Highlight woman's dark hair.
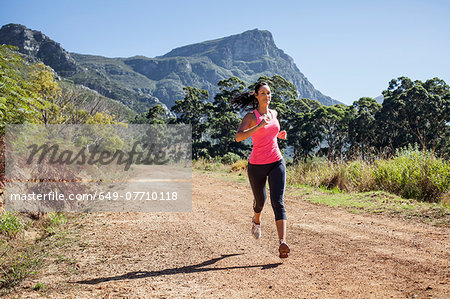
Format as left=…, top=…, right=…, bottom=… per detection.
left=231, top=82, right=269, bottom=110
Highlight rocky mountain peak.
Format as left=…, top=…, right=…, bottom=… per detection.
left=161, top=29, right=280, bottom=66
left=0, top=23, right=80, bottom=75
left=0, top=23, right=45, bottom=56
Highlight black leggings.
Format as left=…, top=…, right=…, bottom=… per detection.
left=247, top=159, right=286, bottom=221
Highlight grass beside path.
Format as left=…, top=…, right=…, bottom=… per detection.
left=193, top=164, right=450, bottom=227
left=0, top=211, right=82, bottom=295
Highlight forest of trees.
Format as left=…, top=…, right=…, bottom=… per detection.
left=131, top=75, right=450, bottom=162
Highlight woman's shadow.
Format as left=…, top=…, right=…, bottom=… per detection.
left=76, top=253, right=282, bottom=285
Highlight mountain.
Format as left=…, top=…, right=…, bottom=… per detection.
left=0, top=23, right=80, bottom=75
left=155, top=29, right=339, bottom=106
left=0, top=24, right=341, bottom=113
left=0, top=24, right=161, bottom=113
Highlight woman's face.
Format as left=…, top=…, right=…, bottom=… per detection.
left=255, top=85, right=271, bottom=106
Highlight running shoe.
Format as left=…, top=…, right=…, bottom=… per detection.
left=279, top=241, right=290, bottom=258
left=251, top=217, right=261, bottom=239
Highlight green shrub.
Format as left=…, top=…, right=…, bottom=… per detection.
left=48, top=212, right=67, bottom=226
left=287, top=156, right=330, bottom=187
left=0, top=213, right=24, bottom=238
left=192, top=157, right=209, bottom=170
left=374, top=148, right=449, bottom=202
left=33, top=282, right=46, bottom=291
left=221, top=152, right=241, bottom=165
left=42, top=212, right=67, bottom=235
left=344, top=160, right=376, bottom=192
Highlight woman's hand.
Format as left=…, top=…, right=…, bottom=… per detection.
left=277, top=130, right=287, bottom=140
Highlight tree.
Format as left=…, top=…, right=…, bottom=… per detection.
left=348, top=97, right=381, bottom=158
left=56, top=82, right=123, bottom=124
left=209, top=77, right=250, bottom=157
left=285, top=98, right=323, bottom=161
left=130, top=104, right=167, bottom=124
left=249, top=74, right=297, bottom=118
left=376, top=77, right=450, bottom=156
left=30, top=63, right=62, bottom=124
left=0, top=45, right=49, bottom=133
left=171, top=87, right=212, bottom=159
left=0, top=46, right=52, bottom=189
left=313, top=104, right=351, bottom=160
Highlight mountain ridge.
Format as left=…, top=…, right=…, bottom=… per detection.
left=0, top=23, right=81, bottom=75
left=0, top=23, right=342, bottom=112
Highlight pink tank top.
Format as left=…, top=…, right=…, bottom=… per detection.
left=249, top=109, right=283, bottom=164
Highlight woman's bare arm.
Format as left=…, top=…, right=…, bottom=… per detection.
left=235, top=112, right=268, bottom=142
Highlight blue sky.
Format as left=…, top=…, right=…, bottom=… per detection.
left=1, top=0, right=449, bottom=105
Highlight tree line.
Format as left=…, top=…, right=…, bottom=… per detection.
left=1, top=44, right=448, bottom=164
left=132, top=75, right=449, bottom=162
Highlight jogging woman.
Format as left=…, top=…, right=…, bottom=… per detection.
left=232, top=82, right=290, bottom=258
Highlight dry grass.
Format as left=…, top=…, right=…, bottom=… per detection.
left=287, top=149, right=449, bottom=203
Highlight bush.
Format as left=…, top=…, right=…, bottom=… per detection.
left=343, top=160, right=376, bottom=192
left=192, top=158, right=225, bottom=172
left=0, top=212, right=24, bottom=238
left=231, top=160, right=248, bottom=172
left=33, top=282, right=46, bottom=291
left=42, top=212, right=67, bottom=235
left=221, top=152, right=241, bottom=165
left=374, top=148, right=449, bottom=202
left=287, top=156, right=337, bottom=189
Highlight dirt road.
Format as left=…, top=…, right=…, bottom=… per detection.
left=15, top=171, right=449, bottom=298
